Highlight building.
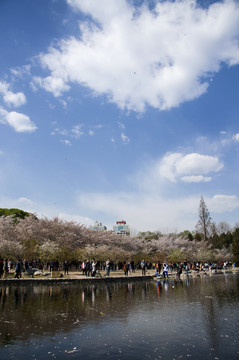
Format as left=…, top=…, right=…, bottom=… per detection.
left=113, top=220, right=130, bottom=235
left=89, top=221, right=107, bottom=231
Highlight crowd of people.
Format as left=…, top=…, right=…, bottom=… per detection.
left=0, top=258, right=234, bottom=279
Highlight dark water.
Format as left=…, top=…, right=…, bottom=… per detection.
left=0, top=274, right=239, bottom=359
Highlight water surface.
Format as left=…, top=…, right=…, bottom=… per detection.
left=0, top=274, right=238, bottom=359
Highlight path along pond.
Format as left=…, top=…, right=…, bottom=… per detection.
left=0, top=273, right=239, bottom=360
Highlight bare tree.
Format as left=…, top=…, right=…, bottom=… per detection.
left=196, top=196, right=212, bottom=241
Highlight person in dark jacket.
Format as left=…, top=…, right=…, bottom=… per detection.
left=63, top=261, right=69, bottom=275
left=0, top=259, right=3, bottom=278
left=14, top=261, right=22, bottom=279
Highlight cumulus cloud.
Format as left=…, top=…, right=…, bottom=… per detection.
left=208, top=194, right=239, bottom=213
left=159, top=152, right=223, bottom=182
left=33, top=76, right=70, bottom=97
left=33, top=0, right=239, bottom=112
left=3, top=91, right=26, bottom=107
left=0, top=107, right=37, bottom=133
left=75, top=148, right=238, bottom=232
left=0, top=81, right=26, bottom=107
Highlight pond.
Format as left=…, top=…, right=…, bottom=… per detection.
left=0, top=273, right=239, bottom=359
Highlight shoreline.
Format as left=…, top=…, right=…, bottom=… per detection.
left=0, top=268, right=238, bottom=285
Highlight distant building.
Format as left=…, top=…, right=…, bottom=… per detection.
left=113, top=220, right=130, bottom=235
left=89, top=221, right=107, bottom=231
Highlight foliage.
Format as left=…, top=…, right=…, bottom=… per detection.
left=0, top=208, right=32, bottom=222
left=232, top=227, right=239, bottom=265
left=167, top=249, right=186, bottom=263
left=137, top=231, right=163, bottom=240
left=178, top=230, right=193, bottom=241
left=21, top=238, right=40, bottom=261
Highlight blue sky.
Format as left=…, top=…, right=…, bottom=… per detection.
left=0, top=0, right=239, bottom=233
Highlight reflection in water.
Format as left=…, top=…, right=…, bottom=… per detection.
left=0, top=274, right=239, bottom=359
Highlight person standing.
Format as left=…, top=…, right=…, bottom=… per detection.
left=0, top=259, right=3, bottom=278
left=63, top=261, right=69, bottom=275
left=91, top=259, right=97, bottom=277
left=141, top=260, right=146, bottom=275
left=123, top=262, right=128, bottom=276
left=106, top=259, right=111, bottom=277
left=81, top=260, right=86, bottom=275
left=23, top=259, right=29, bottom=273
left=86, top=260, right=91, bottom=277
left=3, top=259, right=9, bottom=279
left=14, top=260, right=22, bottom=279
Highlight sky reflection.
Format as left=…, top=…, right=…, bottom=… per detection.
left=0, top=274, right=238, bottom=359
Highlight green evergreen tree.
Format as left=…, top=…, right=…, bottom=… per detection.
left=0, top=208, right=32, bottom=223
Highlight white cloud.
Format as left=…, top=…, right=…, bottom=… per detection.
left=181, top=175, right=212, bottom=183
left=58, top=212, right=94, bottom=227
left=176, top=153, right=223, bottom=175
left=10, top=64, right=31, bottom=78
left=89, top=129, right=94, bottom=136
left=121, top=132, right=130, bottom=144
left=17, top=197, right=34, bottom=205
left=208, top=194, right=239, bottom=213
left=118, top=122, right=125, bottom=130
left=0, top=107, right=37, bottom=133
left=0, top=81, right=26, bottom=107
left=0, top=81, right=8, bottom=95
left=74, top=147, right=237, bottom=232
left=34, top=0, right=239, bottom=112
left=33, top=76, right=70, bottom=97
left=233, top=133, right=239, bottom=141
left=71, top=124, right=84, bottom=138
left=6, top=112, right=36, bottom=133
left=159, top=152, right=223, bottom=182
left=3, top=91, right=26, bottom=107
left=61, top=139, right=72, bottom=146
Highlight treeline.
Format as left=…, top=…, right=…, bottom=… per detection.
left=138, top=225, right=239, bottom=250
left=0, top=208, right=238, bottom=264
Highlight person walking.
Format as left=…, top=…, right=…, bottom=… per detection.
left=163, top=263, right=169, bottom=278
